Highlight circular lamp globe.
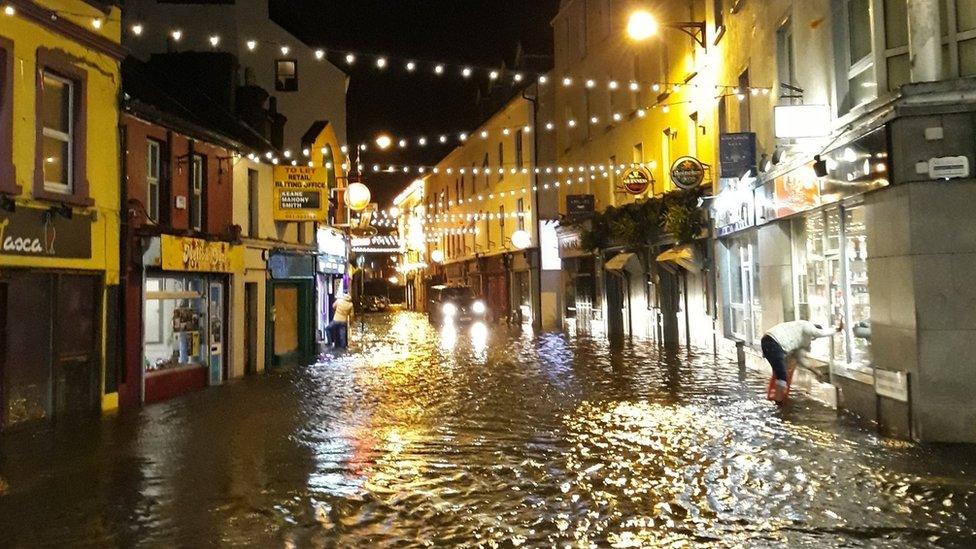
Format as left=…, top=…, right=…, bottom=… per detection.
left=346, top=182, right=371, bottom=211
left=430, top=249, right=445, bottom=264
left=511, top=229, right=532, bottom=250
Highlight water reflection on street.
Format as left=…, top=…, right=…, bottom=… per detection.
left=2, top=311, right=976, bottom=547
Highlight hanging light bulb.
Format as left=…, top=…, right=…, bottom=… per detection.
left=489, top=70, right=499, bottom=80
left=562, top=76, right=573, bottom=87
left=280, top=45, right=290, bottom=55
left=170, top=29, right=183, bottom=42
left=586, top=79, right=596, bottom=88
left=376, top=57, right=387, bottom=69
left=608, top=80, right=619, bottom=90
left=314, top=49, right=325, bottom=60
left=345, top=53, right=356, bottom=64
left=91, top=18, right=103, bottom=29
left=513, top=73, right=523, bottom=82
left=434, top=64, right=444, bottom=75
left=406, top=61, right=416, bottom=71
left=462, top=67, right=472, bottom=78
left=131, top=23, right=144, bottom=36
left=246, top=39, right=257, bottom=51
left=3, top=4, right=15, bottom=15
left=538, top=75, right=548, bottom=85
left=209, top=35, right=220, bottom=47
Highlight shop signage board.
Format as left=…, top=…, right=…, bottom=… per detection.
left=719, top=132, right=757, bottom=179
left=159, top=235, right=243, bottom=273
left=670, top=156, right=706, bottom=189
left=620, top=167, right=653, bottom=195
left=767, top=163, right=821, bottom=220
left=773, top=105, right=830, bottom=139
left=566, top=194, right=595, bottom=219
left=0, top=207, right=91, bottom=259
left=875, top=369, right=909, bottom=402
left=269, top=253, right=315, bottom=279
left=273, top=166, right=328, bottom=222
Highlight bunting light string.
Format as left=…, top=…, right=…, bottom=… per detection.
left=343, top=91, right=770, bottom=153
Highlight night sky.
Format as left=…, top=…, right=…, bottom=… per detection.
left=270, top=0, right=561, bottom=206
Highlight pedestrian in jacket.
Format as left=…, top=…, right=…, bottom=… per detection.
left=761, top=319, right=842, bottom=403
left=327, top=294, right=354, bottom=348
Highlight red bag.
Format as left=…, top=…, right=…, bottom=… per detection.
left=766, top=367, right=795, bottom=401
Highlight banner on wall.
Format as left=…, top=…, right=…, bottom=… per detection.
left=273, top=166, right=328, bottom=222
left=158, top=235, right=243, bottom=273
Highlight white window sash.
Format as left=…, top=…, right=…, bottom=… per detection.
left=41, top=74, right=74, bottom=193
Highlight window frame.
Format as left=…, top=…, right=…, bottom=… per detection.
left=497, top=141, right=504, bottom=181
left=146, top=139, right=161, bottom=222
left=515, top=130, right=524, bottom=169
left=34, top=49, right=91, bottom=206
left=190, top=153, right=205, bottom=232
left=0, top=36, right=16, bottom=195
left=274, top=58, right=299, bottom=92
left=40, top=72, right=74, bottom=195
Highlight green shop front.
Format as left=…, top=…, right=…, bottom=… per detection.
left=266, top=251, right=317, bottom=367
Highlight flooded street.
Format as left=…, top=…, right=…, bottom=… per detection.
left=2, top=311, right=976, bottom=547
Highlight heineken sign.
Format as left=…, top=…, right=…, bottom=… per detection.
left=0, top=206, right=91, bottom=259
left=670, top=156, right=706, bottom=189
left=620, top=167, right=653, bottom=195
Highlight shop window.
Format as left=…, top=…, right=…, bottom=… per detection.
left=144, top=275, right=213, bottom=373
left=190, top=154, right=205, bottom=232
left=275, top=59, right=298, bottom=92
left=147, top=140, right=161, bottom=222
left=40, top=72, right=75, bottom=194
left=776, top=19, right=797, bottom=100
left=727, top=233, right=760, bottom=343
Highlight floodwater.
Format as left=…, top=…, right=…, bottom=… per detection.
left=2, top=312, right=976, bottom=547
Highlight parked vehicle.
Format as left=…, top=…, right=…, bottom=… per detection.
left=358, top=294, right=390, bottom=312
left=427, top=285, right=487, bottom=325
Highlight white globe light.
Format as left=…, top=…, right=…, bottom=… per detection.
left=511, top=229, right=532, bottom=250
left=430, top=249, right=445, bottom=263
left=346, top=182, right=371, bottom=211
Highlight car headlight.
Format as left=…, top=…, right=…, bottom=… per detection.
left=442, top=303, right=457, bottom=316
left=472, top=300, right=486, bottom=314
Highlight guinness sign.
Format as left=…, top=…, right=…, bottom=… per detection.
left=670, top=156, right=706, bottom=190
left=620, top=167, right=653, bottom=195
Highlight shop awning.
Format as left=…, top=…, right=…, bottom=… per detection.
left=656, top=244, right=702, bottom=274
left=604, top=252, right=640, bottom=273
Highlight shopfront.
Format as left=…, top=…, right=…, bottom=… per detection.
left=316, top=228, right=348, bottom=343
left=141, top=235, right=241, bottom=403
left=267, top=251, right=316, bottom=367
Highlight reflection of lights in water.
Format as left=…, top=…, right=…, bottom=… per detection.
left=470, top=321, right=488, bottom=352
left=440, top=322, right=457, bottom=350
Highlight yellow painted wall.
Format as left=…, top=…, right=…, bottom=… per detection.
left=1, top=1, right=122, bottom=411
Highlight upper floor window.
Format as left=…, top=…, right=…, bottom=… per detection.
left=714, top=0, right=725, bottom=30
left=0, top=39, right=15, bottom=196
left=517, top=198, right=525, bottom=231
left=40, top=72, right=74, bottom=194
left=190, top=154, right=205, bottom=231
left=834, top=0, right=877, bottom=114
left=275, top=59, right=298, bottom=92
left=515, top=130, right=524, bottom=169
left=146, top=140, right=161, bottom=222
left=497, top=142, right=504, bottom=181
left=777, top=18, right=797, bottom=99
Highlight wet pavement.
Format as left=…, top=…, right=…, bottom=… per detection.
left=2, top=311, right=976, bottom=547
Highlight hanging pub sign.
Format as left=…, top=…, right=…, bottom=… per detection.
left=273, top=166, right=328, bottom=222
left=719, top=132, right=757, bottom=179
left=670, top=156, right=706, bottom=189
left=0, top=207, right=91, bottom=259
left=565, top=194, right=595, bottom=219
left=619, top=167, right=653, bottom=195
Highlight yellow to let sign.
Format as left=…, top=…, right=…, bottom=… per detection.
left=160, top=235, right=244, bottom=273
left=273, top=166, right=328, bottom=222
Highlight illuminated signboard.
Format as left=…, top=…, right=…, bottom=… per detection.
left=273, top=166, right=328, bottom=222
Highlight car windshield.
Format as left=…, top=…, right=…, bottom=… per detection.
left=440, top=287, right=474, bottom=300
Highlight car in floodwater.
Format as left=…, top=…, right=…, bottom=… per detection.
left=427, top=285, right=487, bottom=325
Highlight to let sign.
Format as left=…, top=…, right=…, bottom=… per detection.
left=0, top=207, right=91, bottom=259
left=273, top=166, right=328, bottom=222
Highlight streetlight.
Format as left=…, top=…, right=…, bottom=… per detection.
left=375, top=134, right=393, bottom=151
left=626, top=9, right=706, bottom=48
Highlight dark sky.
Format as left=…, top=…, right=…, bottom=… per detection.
left=270, top=0, right=561, bottom=205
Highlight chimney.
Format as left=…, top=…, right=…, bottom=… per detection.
left=269, top=96, right=287, bottom=151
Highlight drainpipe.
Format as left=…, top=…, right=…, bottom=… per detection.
left=908, top=0, right=944, bottom=82
left=522, top=88, right=543, bottom=331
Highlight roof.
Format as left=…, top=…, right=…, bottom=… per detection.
left=121, top=56, right=275, bottom=153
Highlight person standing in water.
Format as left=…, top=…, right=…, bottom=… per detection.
left=761, top=319, right=842, bottom=403
left=328, top=294, right=355, bottom=348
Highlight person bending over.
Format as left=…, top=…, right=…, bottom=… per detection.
left=761, top=319, right=842, bottom=403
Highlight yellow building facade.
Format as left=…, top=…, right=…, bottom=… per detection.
left=423, top=95, right=539, bottom=322
left=0, top=0, right=124, bottom=426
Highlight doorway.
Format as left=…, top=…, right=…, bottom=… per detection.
left=0, top=281, right=6, bottom=427
left=244, top=282, right=258, bottom=375
left=272, top=283, right=300, bottom=365
left=52, top=275, right=99, bottom=420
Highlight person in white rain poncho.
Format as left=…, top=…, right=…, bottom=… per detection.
left=761, top=319, right=842, bottom=403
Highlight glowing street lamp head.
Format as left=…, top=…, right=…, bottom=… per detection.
left=627, top=10, right=659, bottom=41
left=375, top=134, right=393, bottom=150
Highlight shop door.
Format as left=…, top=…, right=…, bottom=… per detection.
left=658, top=267, right=681, bottom=345
left=208, top=280, right=225, bottom=385
left=273, top=284, right=300, bottom=363
left=487, top=274, right=508, bottom=321
left=244, top=283, right=258, bottom=375
left=0, top=281, right=6, bottom=427
left=53, top=275, right=99, bottom=420
left=605, top=273, right=625, bottom=336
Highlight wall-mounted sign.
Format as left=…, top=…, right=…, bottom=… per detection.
left=0, top=207, right=91, bottom=259
left=927, top=156, right=970, bottom=180
left=269, top=253, right=315, bottom=279
left=774, top=105, right=830, bottom=139
left=620, top=167, right=653, bottom=195
left=566, top=194, right=595, bottom=219
left=719, top=132, right=757, bottom=179
left=875, top=369, right=909, bottom=402
left=772, top=163, right=822, bottom=219
left=670, top=156, right=706, bottom=189
left=159, top=235, right=243, bottom=273
left=273, top=166, right=328, bottom=222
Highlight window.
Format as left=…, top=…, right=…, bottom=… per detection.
left=777, top=19, right=797, bottom=99
left=834, top=0, right=877, bottom=113
left=40, top=72, right=74, bottom=193
left=190, top=154, right=204, bottom=231
left=688, top=112, right=699, bottom=157
left=737, top=69, right=751, bottom=131
left=632, top=143, right=644, bottom=166
left=517, top=198, right=525, bottom=231
left=714, top=0, right=724, bottom=30
left=0, top=38, right=14, bottom=195
left=460, top=173, right=465, bottom=200
left=515, top=130, right=524, bottom=169
left=661, top=129, right=672, bottom=190
left=247, top=168, right=259, bottom=237
left=727, top=233, right=760, bottom=343
left=482, top=154, right=489, bottom=189
left=499, top=205, right=505, bottom=242
left=275, top=59, right=298, bottom=92
left=146, top=140, right=161, bottom=222
left=498, top=141, right=504, bottom=181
